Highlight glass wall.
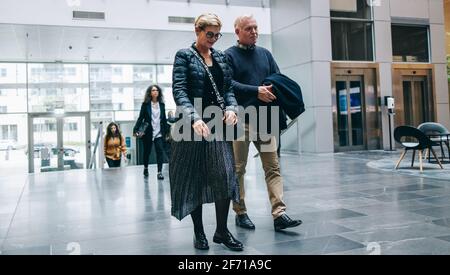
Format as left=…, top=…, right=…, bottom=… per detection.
left=0, top=63, right=28, bottom=174
left=0, top=63, right=27, bottom=113
left=89, top=64, right=156, bottom=124
left=28, top=64, right=89, bottom=112
left=0, top=62, right=174, bottom=173
left=0, top=114, right=28, bottom=175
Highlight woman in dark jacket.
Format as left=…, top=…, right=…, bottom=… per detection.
left=170, top=13, right=243, bottom=251
left=133, top=84, right=168, bottom=179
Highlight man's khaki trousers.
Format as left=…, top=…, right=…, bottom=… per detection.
left=232, top=124, right=286, bottom=219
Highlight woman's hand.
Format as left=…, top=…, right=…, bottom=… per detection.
left=192, top=120, right=210, bottom=138
left=223, top=111, right=238, bottom=125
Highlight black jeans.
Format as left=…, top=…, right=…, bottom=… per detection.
left=143, top=136, right=165, bottom=172
left=106, top=158, right=121, bottom=168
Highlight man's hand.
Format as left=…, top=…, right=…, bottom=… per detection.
left=192, top=120, right=210, bottom=138
left=258, top=85, right=276, bottom=103
left=223, top=111, right=238, bottom=126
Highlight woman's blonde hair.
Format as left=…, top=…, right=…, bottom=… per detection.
left=194, top=13, right=222, bottom=30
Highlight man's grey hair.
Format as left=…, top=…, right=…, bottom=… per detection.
left=234, top=14, right=255, bottom=29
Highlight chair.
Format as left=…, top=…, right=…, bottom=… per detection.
left=393, top=125, right=443, bottom=172
left=417, top=122, right=450, bottom=161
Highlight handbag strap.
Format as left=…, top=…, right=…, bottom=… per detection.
left=189, top=47, right=226, bottom=112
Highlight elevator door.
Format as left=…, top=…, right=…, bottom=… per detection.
left=393, top=68, right=435, bottom=129
left=335, top=76, right=365, bottom=150
left=402, top=76, right=431, bottom=127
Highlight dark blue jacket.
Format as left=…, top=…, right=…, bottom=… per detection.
left=263, top=73, right=305, bottom=120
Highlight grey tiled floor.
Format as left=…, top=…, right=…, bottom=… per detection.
left=1, top=150, right=450, bottom=255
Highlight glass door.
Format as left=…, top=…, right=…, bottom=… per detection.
left=28, top=112, right=90, bottom=173
left=62, top=116, right=89, bottom=170
left=392, top=68, right=435, bottom=129
left=335, top=76, right=366, bottom=151
left=29, top=117, right=58, bottom=172
left=402, top=76, right=429, bottom=127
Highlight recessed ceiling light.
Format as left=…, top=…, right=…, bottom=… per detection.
left=88, top=46, right=93, bottom=50
left=93, top=36, right=100, bottom=39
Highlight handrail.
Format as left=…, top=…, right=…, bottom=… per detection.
left=88, top=121, right=103, bottom=169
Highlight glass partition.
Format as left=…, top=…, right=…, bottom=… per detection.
left=0, top=114, right=28, bottom=174
left=28, top=63, right=89, bottom=112
left=0, top=62, right=174, bottom=173
left=0, top=63, right=27, bottom=113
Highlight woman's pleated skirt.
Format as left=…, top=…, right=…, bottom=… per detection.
left=169, top=140, right=239, bottom=220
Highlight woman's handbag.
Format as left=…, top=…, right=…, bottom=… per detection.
left=165, top=123, right=173, bottom=143
left=136, top=121, right=149, bottom=138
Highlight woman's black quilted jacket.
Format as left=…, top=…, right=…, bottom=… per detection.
left=172, top=45, right=238, bottom=123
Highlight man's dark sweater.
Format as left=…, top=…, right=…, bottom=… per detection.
left=225, top=45, right=280, bottom=108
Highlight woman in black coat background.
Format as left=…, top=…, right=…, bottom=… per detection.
left=134, top=84, right=168, bottom=179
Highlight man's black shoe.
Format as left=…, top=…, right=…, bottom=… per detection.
left=274, top=214, right=302, bottom=231
left=143, top=168, right=149, bottom=177
left=213, top=230, right=244, bottom=251
left=235, top=214, right=255, bottom=229
left=193, top=232, right=209, bottom=250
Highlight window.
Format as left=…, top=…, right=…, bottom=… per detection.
left=28, top=64, right=89, bottom=112
left=113, top=103, right=124, bottom=110
left=156, top=65, right=173, bottom=84
left=134, top=66, right=156, bottom=81
left=91, top=103, right=113, bottom=111
left=0, top=106, right=7, bottom=113
left=65, top=67, right=76, bottom=76
left=90, top=64, right=157, bottom=117
left=113, top=67, right=123, bottom=76
left=30, top=68, right=41, bottom=77
left=33, top=122, right=57, bottom=132
left=331, top=21, right=374, bottom=61
left=64, top=122, right=78, bottom=131
left=1, top=124, right=18, bottom=140
left=330, top=0, right=374, bottom=61
left=0, top=64, right=27, bottom=113
left=392, top=25, right=429, bottom=63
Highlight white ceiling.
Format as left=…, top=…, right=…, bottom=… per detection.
left=157, top=0, right=270, bottom=8
left=0, top=24, right=271, bottom=64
